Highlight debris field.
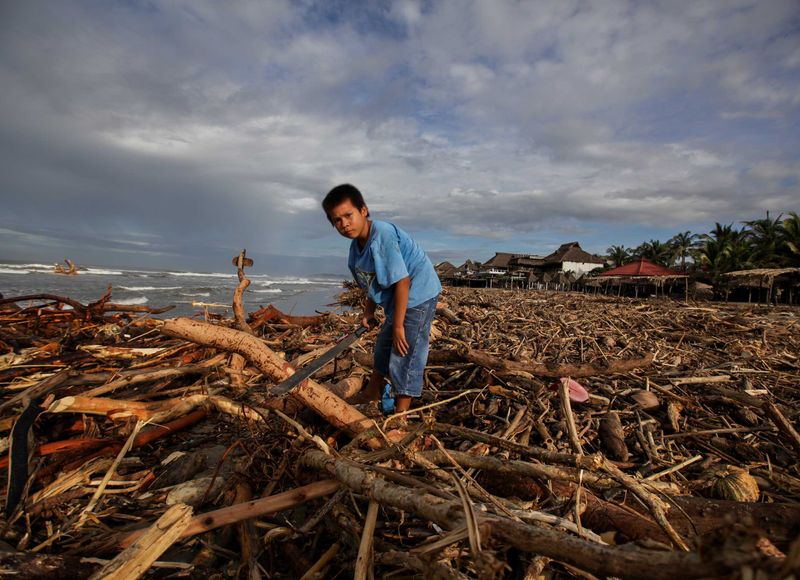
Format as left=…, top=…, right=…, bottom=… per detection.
left=0, top=267, right=799, bottom=579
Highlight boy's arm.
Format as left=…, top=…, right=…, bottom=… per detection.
left=392, top=277, right=411, bottom=356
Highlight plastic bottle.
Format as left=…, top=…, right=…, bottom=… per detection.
left=380, top=383, right=395, bottom=414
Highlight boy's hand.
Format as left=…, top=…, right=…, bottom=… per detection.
left=361, top=315, right=379, bottom=330
left=392, top=325, right=409, bottom=357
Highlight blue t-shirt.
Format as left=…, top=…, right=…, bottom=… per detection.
left=349, top=220, right=441, bottom=315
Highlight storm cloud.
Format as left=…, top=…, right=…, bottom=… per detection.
left=1, top=0, right=798, bottom=271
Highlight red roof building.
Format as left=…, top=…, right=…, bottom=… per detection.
left=600, top=257, right=682, bottom=277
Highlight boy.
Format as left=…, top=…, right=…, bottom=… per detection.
left=322, top=184, right=441, bottom=413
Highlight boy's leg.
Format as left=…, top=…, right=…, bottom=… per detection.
left=395, top=395, right=413, bottom=412
left=352, top=320, right=392, bottom=402
left=388, top=295, right=438, bottom=411
left=360, top=369, right=385, bottom=401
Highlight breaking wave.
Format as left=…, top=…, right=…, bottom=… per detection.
left=113, top=296, right=148, bottom=305
left=167, top=271, right=233, bottom=278
left=84, top=268, right=124, bottom=276
left=119, top=286, right=181, bottom=291
left=253, top=276, right=342, bottom=286
left=0, top=263, right=53, bottom=271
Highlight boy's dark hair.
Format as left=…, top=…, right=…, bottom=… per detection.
left=322, top=184, right=369, bottom=223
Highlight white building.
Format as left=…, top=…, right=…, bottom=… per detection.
left=542, top=242, right=605, bottom=276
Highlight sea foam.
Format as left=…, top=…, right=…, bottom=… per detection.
left=113, top=296, right=149, bottom=305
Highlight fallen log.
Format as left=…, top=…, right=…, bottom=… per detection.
left=458, top=346, right=655, bottom=378
left=0, top=352, right=93, bottom=383
left=480, top=470, right=800, bottom=551
left=0, top=438, right=107, bottom=469
left=351, top=348, right=654, bottom=378
left=89, top=503, right=193, bottom=580
left=428, top=422, right=601, bottom=469
left=46, top=395, right=219, bottom=426
left=233, top=482, right=261, bottom=579
left=301, top=449, right=779, bottom=579
left=77, top=345, right=168, bottom=361
left=0, top=370, right=70, bottom=414
left=3, top=409, right=210, bottom=473
left=81, top=355, right=225, bottom=398
left=420, top=449, right=640, bottom=492
left=688, top=385, right=800, bottom=457
left=435, top=305, right=461, bottom=324
left=247, top=304, right=283, bottom=331
left=248, top=305, right=330, bottom=329
left=118, top=480, right=341, bottom=548
left=160, top=318, right=376, bottom=439
left=100, top=303, right=175, bottom=315
left=0, top=293, right=173, bottom=316
left=0, top=553, right=101, bottom=578
left=0, top=293, right=90, bottom=314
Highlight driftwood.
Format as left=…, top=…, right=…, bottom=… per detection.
left=118, top=480, right=340, bottom=547
left=160, top=317, right=377, bottom=439
left=353, top=347, right=654, bottom=379
left=248, top=304, right=331, bottom=329
left=53, top=259, right=78, bottom=275
left=0, top=293, right=174, bottom=316
left=229, top=250, right=255, bottom=388
left=458, top=346, right=654, bottom=378
left=89, top=503, right=193, bottom=580
left=301, top=449, right=779, bottom=579
left=1, top=281, right=798, bottom=578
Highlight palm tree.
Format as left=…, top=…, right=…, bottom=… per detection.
left=669, top=231, right=698, bottom=272
left=744, top=211, right=784, bottom=267
left=780, top=211, right=800, bottom=265
left=694, top=236, right=727, bottom=274
left=694, top=235, right=726, bottom=298
left=606, top=245, right=630, bottom=268
left=707, top=222, right=737, bottom=247
left=727, top=231, right=755, bottom=271
left=635, top=240, right=673, bottom=267
left=695, top=224, right=753, bottom=285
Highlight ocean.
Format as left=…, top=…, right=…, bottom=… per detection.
left=0, top=262, right=348, bottom=318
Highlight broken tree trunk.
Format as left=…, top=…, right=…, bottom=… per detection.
left=248, top=305, right=330, bottom=329
left=160, top=318, right=376, bottom=438
left=301, top=450, right=778, bottom=579
left=229, top=250, right=255, bottom=387
left=458, top=346, right=655, bottom=378
left=118, top=480, right=340, bottom=548
left=90, top=503, right=193, bottom=580
left=352, top=348, right=654, bottom=378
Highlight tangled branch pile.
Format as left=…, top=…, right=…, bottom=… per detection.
left=0, top=279, right=798, bottom=579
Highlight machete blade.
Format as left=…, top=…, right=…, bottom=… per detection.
left=270, top=325, right=369, bottom=396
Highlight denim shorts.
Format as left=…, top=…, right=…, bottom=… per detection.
left=374, top=294, right=439, bottom=398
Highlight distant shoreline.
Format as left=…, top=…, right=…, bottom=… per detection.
left=0, top=262, right=347, bottom=317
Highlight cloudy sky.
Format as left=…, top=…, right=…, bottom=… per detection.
left=1, top=1, right=798, bottom=274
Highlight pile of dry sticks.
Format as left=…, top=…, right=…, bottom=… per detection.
left=0, top=252, right=799, bottom=579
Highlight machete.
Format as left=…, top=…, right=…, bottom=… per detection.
left=270, top=325, right=370, bottom=396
